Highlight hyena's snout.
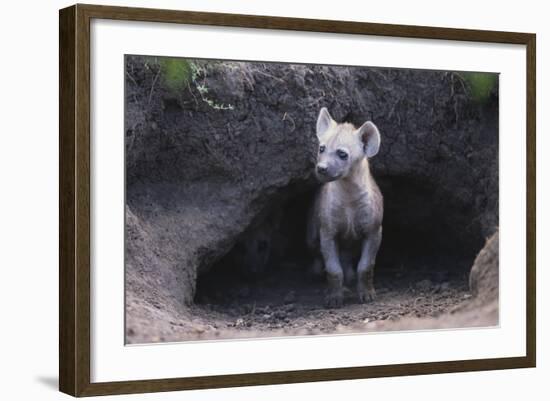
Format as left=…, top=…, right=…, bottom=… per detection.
left=315, top=162, right=340, bottom=182
left=316, top=163, right=328, bottom=176
left=315, top=163, right=333, bottom=182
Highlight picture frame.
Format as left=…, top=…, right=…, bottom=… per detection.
left=59, top=3, right=536, bottom=397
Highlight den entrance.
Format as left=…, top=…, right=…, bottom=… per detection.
left=194, top=176, right=481, bottom=335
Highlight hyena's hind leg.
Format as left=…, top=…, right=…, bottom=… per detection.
left=310, top=255, right=324, bottom=279
left=340, top=249, right=356, bottom=287
left=357, top=227, right=382, bottom=303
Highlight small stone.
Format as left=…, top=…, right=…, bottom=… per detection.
left=241, top=304, right=253, bottom=314
left=416, top=279, right=432, bottom=292
left=284, top=291, right=296, bottom=304
left=284, top=303, right=295, bottom=312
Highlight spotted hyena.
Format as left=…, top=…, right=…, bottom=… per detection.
left=307, top=108, right=383, bottom=307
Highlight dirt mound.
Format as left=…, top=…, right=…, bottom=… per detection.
left=124, top=57, right=498, bottom=343
left=469, top=231, right=499, bottom=304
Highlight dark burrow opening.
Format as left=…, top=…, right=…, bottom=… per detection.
left=195, top=176, right=484, bottom=313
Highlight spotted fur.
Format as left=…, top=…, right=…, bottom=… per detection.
left=307, top=108, right=383, bottom=307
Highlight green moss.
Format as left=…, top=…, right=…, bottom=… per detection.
left=159, top=58, right=192, bottom=92
left=460, top=72, right=498, bottom=103
left=146, top=57, right=234, bottom=110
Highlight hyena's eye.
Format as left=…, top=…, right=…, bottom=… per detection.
left=319, top=145, right=326, bottom=154
left=337, top=149, right=348, bottom=160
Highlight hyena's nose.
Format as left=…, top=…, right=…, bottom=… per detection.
left=317, top=165, right=328, bottom=175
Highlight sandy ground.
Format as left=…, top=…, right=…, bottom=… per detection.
left=126, top=260, right=495, bottom=344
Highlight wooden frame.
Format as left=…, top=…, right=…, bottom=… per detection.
left=59, top=3, right=536, bottom=397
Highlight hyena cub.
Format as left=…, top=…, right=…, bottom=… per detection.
left=307, top=108, right=383, bottom=307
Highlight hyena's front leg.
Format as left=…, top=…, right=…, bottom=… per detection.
left=357, top=226, right=382, bottom=303
left=320, top=230, right=344, bottom=308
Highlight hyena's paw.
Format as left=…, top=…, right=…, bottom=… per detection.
left=325, top=290, right=344, bottom=308
left=358, top=287, right=376, bottom=303
left=357, top=268, right=376, bottom=303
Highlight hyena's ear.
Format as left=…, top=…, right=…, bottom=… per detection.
left=357, top=121, right=381, bottom=158
left=316, top=107, right=334, bottom=140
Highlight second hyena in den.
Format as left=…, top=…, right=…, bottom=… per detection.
left=307, top=108, right=383, bottom=307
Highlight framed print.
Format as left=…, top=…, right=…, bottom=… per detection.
left=59, top=4, right=536, bottom=397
